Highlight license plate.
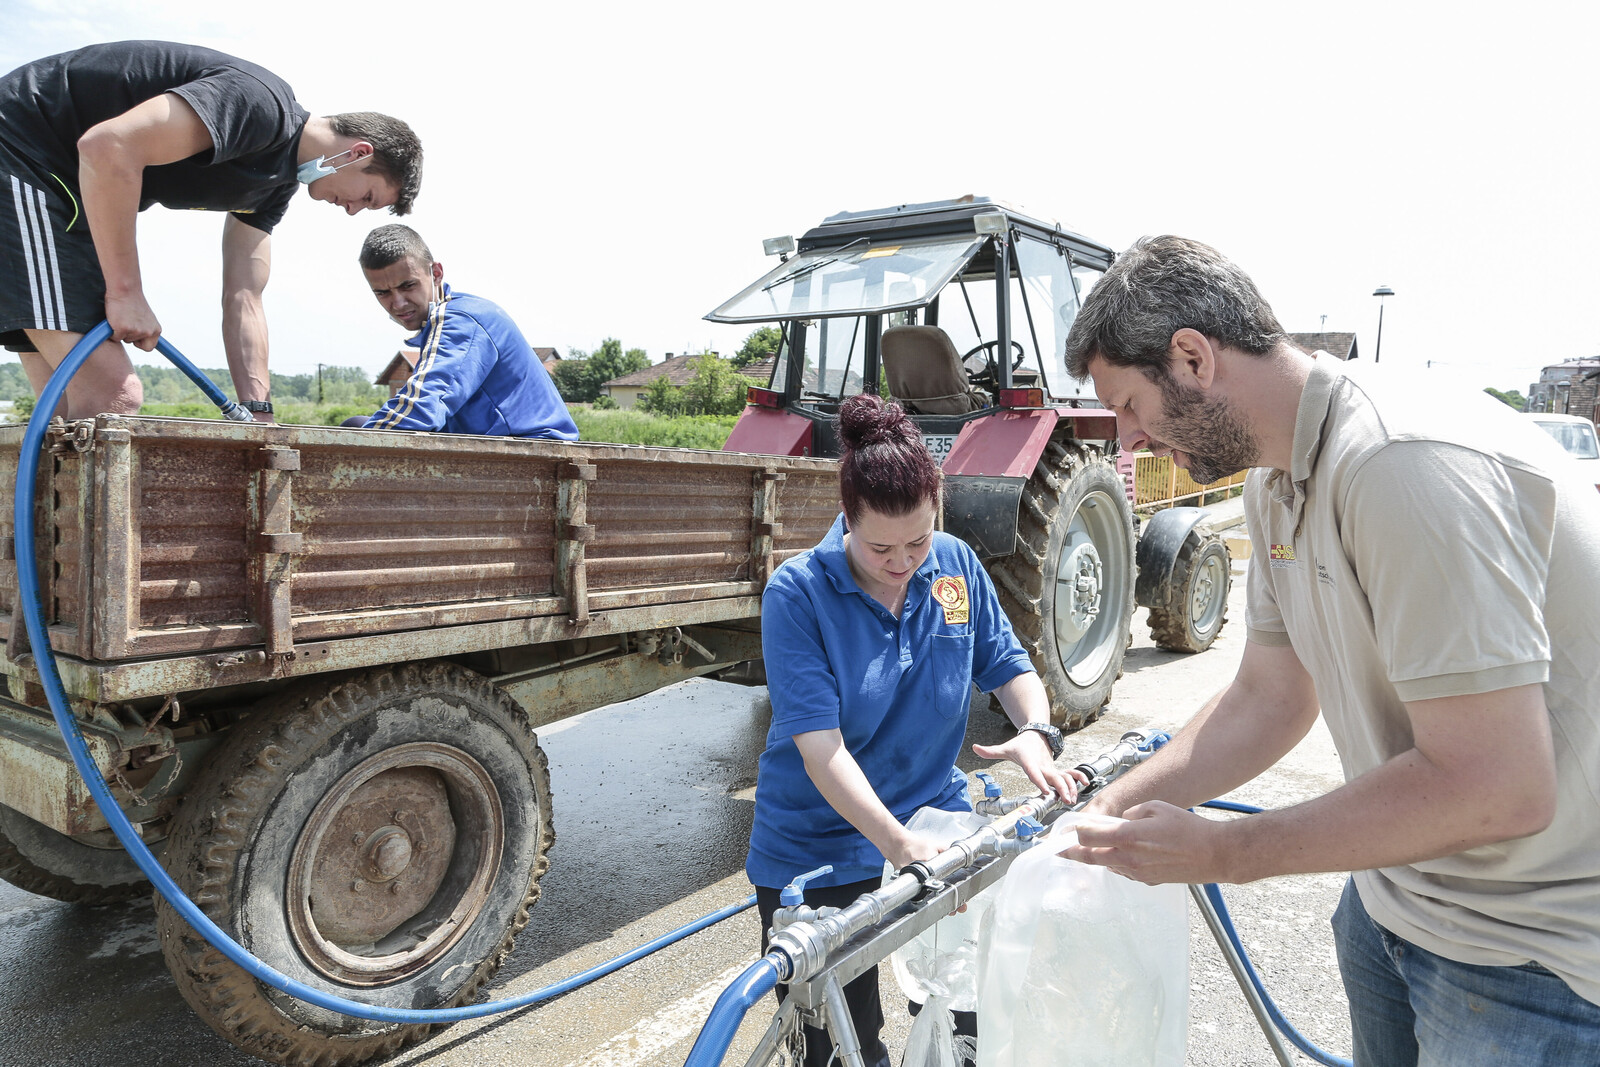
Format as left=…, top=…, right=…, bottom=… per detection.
left=923, top=434, right=955, bottom=467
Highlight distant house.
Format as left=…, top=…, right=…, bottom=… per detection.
left=534, top=348, right=561, bottom=375
left=375, top=349, right=418, bottom=396
left=1288, top=332, right=1358, bottom=361
left=601, top=352, right=764, bottom=409
left=1528, top=358, right=1600, bottom=419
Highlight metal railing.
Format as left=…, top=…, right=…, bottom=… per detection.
left=1126, top=453, right=1248, bottom=513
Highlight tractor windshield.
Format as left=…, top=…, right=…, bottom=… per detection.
left=707, top=235, right=984, bottom=323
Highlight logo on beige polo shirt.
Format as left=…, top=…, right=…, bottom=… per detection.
left=1269, top=544, right=1296, bottom=569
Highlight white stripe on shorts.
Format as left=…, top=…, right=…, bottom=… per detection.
left=9, top=174, right=63, bottom=331
left=10, top=175, right=46, bottom=331
left=33, top=184, right=66, bottom=331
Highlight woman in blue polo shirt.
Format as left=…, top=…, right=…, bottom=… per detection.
left=748, top=393, right=1082, bottom=1067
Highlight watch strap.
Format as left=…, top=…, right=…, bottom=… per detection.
left=242, top=400, right=273, bottom=413
left=1019, top=721, right=1064, bottom=759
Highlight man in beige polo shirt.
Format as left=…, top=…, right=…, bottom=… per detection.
left=1055, top=235, right=1600, bottom=1065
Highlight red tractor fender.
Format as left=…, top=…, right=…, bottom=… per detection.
left=943, top=407, right=1118, bottom=477
left=722, top=405, right=815, bottom=457
left=941, top=407, right=1120, bottom=559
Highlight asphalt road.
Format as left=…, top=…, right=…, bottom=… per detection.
left=0, top=548, right=1354, bottom=1067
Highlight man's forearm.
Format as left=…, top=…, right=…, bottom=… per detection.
left=1090, top=659, right=1319, bottom=816
left=222, top=289, right=271, bottom=408
left=78, top=144, right=146, bottom=301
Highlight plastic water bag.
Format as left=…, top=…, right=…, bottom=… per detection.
left=886, top=806, right=996, bottom=1012
left=976, top=818, right=1188, bottom=1067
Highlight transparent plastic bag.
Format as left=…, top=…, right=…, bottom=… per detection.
left=976, top=817, right=1188, bottom=1067
left=886, top=806, right=995, bottom=1012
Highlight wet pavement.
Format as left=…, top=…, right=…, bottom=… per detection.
left=0, top=552, right=1353, bottom=1066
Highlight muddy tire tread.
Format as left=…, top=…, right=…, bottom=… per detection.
left=155, top=662, right=554, bottom=1067
left=985, top=436, right=1133, bottom=732
left=1147, top=526, right=1232, bottom=653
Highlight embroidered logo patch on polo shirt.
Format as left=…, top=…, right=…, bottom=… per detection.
left=932, top=575, right=970, bottom=624
left=1269, top=544, right=1296, bottom=569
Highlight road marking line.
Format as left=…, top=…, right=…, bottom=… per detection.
left=562, top=959, right=761, bottom=1067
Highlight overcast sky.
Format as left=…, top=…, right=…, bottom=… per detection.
left=5, top=1, right=1595, bottom=398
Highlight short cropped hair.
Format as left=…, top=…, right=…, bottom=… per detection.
left=1064, top=235, right=1286, bottom=380
left=327, top=112, right=423, bottom=215
left=359, top=224, right=432, bottom=271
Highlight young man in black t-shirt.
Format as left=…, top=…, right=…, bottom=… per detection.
left=0, top=41, right=423, bottom=420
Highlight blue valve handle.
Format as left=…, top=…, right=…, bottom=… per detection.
left=1014, top=815, right=1044, bottom=840
left=780, top=864, right=835, bottom=905
left=974, top=771, right=1002, bottom=798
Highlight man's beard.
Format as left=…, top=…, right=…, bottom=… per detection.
left=1153, top=374, right=1259, bottom=485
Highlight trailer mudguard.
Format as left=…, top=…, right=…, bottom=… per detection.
left=1134, top=506, right=1209, bottom=608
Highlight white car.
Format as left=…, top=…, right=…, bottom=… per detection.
left=1528, top=412, right=1600, bottom=490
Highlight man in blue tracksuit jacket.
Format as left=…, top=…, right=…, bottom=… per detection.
left=357, top=224, right=578, bottom=439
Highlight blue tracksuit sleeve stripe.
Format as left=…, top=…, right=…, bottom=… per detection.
left=364, top=284, right=579, bottom=439
left=367, top=291, right=494, bottom=432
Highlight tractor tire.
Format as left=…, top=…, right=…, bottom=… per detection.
left=1148, top=525, right=1232, bottom=654
left=155, top=662, right=554, bottom=1067
left=987, top=437, right=1135, bottom=731
left=0, top=804, right=159, bottom=905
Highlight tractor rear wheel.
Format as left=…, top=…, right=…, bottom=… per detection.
left=987, top=438, right=1135, bottom=731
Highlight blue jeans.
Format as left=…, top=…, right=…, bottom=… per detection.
left=1331, top=878, right=1600, bottom=1066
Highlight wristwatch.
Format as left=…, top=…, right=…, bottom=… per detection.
left=1019, top=721, right=1064, bottom=759
left=242, top=400, right=273, bottom=413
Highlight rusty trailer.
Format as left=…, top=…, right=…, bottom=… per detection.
left=0, top=415, right=839, bottom=1065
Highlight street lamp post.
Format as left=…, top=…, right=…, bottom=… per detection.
left=1372, top=285, right=1394, bottom=363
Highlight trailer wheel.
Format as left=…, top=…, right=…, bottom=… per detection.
left=155, top=662, right=554, bottom=1067
left=987, top=438, right=1134, bottom=731
left=0, top=804, right=158, bottom=905
left=1148, top=526, right=1232, bottom=653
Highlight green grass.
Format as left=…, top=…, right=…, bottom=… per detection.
left=570, top=409, right=740, bottom=449
left=133, top=402, right=743, bottom=449
left=137, top=401, right=378, bottom=425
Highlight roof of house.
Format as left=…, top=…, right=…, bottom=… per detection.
left=1288, top=332, right=1358, bottom=361
left=375, top=349, right=418, bottom=384
left=603, top=353, right=768, bottom=389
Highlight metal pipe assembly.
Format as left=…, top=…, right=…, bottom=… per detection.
left=682, top=729, right=1173, bottom=1067
left=14, top=324, right=755, bottom=1026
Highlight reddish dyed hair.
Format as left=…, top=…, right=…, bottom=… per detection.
left=837, top=394, right=941, bottom=523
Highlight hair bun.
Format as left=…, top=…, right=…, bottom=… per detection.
left=838, top=394, right=915, bottom=451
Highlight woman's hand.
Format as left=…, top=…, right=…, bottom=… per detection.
left=973, top=730, right=1085, bottom=804
left=883, top=830, right=945, bottom=871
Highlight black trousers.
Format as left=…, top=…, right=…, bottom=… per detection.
left=756, top=878, right=977, bottom=1067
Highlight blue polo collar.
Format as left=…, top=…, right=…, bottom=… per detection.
left=813, top=513, right=942, bottom=605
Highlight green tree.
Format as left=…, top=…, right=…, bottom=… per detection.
left=733, top=326, right=783, bottom=368
left=554, top=339, right=650, bottom=403
left=683, top=353, right=754, bottom=416
left=1484, top=387, right=1527, bottom=411
left=551, top=359, right=595, bottom=402
left=640, top=374, right=684, bottom=416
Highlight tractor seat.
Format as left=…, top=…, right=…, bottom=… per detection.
left=881, top=325, right=988, bottom=416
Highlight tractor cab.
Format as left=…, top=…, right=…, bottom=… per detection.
left=708, top=197, right=1115, bottom=461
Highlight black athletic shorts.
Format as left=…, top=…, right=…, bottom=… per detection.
left=0, top=139, right=105, bottom=353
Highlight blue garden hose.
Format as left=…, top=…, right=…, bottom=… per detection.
left=14, top=322, right=755, bottom=1024
left=1201, top=800, right=1354, bottom=1067
left=680, top=957, right=782, bottom=1067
